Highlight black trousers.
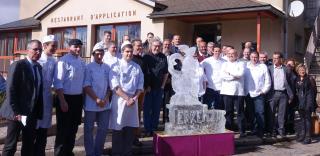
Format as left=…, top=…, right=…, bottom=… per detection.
left=285, top=101, right=296, bottom=134
left=244, top=94, right=254, bottom=131
left=223, top=95, right=245, bottom=133
left=2, top=114, right=37, bottom=156
left=34, top=128, right=48, bottom=156
left=268, top=91, right=288, bottom=135
left=298, top=109, right=312, bottom=139
left=54, top=94, right=83, bottom=156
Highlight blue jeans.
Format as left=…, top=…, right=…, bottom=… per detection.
left=251, top=95, right=265, bottom=135
left=203, top=88, right=222, bottom=110
left=84, top=110, right=110, bottom=156
left=143, top=88, right=164, bottom=133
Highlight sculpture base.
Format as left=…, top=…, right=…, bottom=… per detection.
left=153, top=132, right=234, bottom=156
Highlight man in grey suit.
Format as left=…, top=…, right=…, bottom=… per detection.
left=267, top=51, right=293, bottom=138
left=0, top=40, right=43, bottom=156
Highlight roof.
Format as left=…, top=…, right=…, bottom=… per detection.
left=150, top=0, right=284, bottom=18
left=0, top=17, right=40, bottom=31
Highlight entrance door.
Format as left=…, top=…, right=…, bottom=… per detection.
left=193, top=24, right=221, bottom=45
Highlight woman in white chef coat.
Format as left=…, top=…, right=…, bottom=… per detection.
left=109, top=43, right=144, bottom=156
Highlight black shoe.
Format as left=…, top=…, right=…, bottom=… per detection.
left=133, top=138, right=143, bottom=147
left=143, top=132, right=152, bottom=138
left=303, top=138, right=311, bottom=144
left=239, top=132, right=247, bottom=138
left=296, top=135, right=304, bottom=142
left=277, top=133, right=286, bottom=139
left=256, top=132, right=264, bottom=138
left=265, top=133, right=272, bottom=138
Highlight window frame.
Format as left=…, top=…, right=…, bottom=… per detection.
left=0, top=30, right=32, bottom=56
left=95, top=21, right=141, bottom=45
left=51, top=26, right=88, bottom=56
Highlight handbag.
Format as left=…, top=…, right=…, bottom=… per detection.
left=312, top=112, right=320, bottom=135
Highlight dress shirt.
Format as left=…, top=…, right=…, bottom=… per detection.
left=201, top=57, right=225, bottom=91
left=54, top=53, right=86, bottom=95
left=245, top=62, right=271, bottom=97
left=84, top=62, right=110, bottom=111
left=109, top=59, right=144, bottom=95
left=103, top=51, right=121, bottom=68
left=37, top=53, right=56, bottom=128
left=273, top=65, right=286, bottom=90
left=220, top=60, right=245, bottom=96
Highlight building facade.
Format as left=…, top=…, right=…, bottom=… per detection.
left=0, top=0, right=312, bottom=72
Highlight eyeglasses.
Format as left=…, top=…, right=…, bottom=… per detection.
left=32, top=48, right=43, bottom=52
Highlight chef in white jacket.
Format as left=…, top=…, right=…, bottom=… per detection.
left=220, top=49, right=246, bottom=137
left=35, top=35, right=57, bottom=155
left=109, top=43, right=144, bottom=156
left=83, top=46, right=111, bottom=156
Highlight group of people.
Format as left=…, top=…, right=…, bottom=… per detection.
left=0, top=31, right=169, bottom=156
left=192, top=38, right=317, bottom=145
left=0, top=30, right=317, bottom=156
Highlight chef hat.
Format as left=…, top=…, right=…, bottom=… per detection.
left=42, top=35, right=57, bottom=43
left=121, top=41, right=132, bottom=50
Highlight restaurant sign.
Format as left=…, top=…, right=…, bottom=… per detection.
left=50, top=10, right=137, bottom=23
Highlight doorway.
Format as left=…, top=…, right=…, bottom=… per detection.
left=193, top=23, right=221, bottom=46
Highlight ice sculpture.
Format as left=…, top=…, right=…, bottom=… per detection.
left=165, top=45, right=226, bottom=135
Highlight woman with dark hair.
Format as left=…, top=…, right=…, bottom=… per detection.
left=295, top=64, right=315, bottom=144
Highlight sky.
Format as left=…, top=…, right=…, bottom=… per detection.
left=0, top=0, right=19, bottom=25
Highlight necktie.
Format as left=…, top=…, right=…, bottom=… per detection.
left=33, top=65, right=38, bottom=99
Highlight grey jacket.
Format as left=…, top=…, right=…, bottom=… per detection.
left=0, top=59, right=43, bottom=120
left=267, top=65, right=294, bottom=101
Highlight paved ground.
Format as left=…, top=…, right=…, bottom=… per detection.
left=1, top=115, right=320, bottom=155
left=1, top=124, right=320, bottom=156
left=235, top=138, right=320, bottom=156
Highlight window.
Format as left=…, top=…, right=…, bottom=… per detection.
left=52, top=26, right=87, bottom=57
left=96, top=23, right=141, bottom=49
left=0, top=32, right=31, bottom=56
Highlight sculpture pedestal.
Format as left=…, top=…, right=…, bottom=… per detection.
left=153, top=132, right=234, bottom=156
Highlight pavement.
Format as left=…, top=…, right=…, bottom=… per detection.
left=1, top=116, right=320, bottom=155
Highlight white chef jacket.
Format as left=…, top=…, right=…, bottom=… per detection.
left=220, top=60, right=245, bottom=96
left=109, top=59, right=144, bottom=130
left=103, top=51, right=122, bottom=68
left=201, top=57, right=225, bottom=91
left=54, top=53, right=86, bottom=95
left=245, top=62, right=271, bottom=98
left=83, top=61, right=111, bottom=111
left=37, top=53, right=56, bottom=128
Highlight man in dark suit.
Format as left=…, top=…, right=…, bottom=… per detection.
left=0, top=40, right=43, bottom=156
left=266, top=51, right=293, bottom=138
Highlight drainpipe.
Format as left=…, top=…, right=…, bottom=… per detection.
left=283, top=0, right=289, bottom=58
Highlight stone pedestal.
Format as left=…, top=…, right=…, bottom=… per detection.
left=153, top=132, right=234, bottom=156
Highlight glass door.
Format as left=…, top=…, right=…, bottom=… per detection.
left=115, top=25, right=128, bottom=50
left=96, top=25, right=113, bottom=42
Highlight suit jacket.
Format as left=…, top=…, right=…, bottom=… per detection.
left=0, top=59, right=43, bottom=120
left=267, top=65, right=294, bottom=102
